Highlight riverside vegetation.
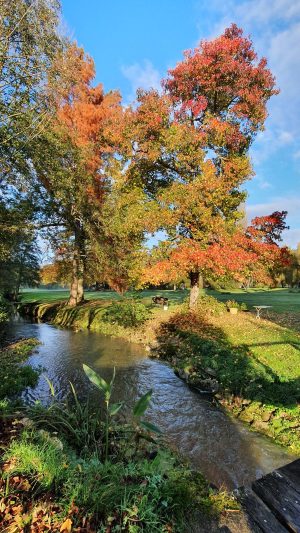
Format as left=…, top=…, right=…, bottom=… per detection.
left=18, top=290, right=300, bottom=454
left=0, top=359, right=238, bottom=532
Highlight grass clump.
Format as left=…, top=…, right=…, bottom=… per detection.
left=2, top=433, right=219, bottom=532
left=4, top=431, right=68, bottom=490
left=196, top=295, right=227, bottom=317
left=0, top=338, right=40, bottom=399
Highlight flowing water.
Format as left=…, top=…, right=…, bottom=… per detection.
left=6, top=318, right=296, bottom=490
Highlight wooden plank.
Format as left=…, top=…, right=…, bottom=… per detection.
left=253, top=470, right=300, bottom=533
left=277, top=460, right=300, bottom=493
left=238, top=487, right=289, bottom=533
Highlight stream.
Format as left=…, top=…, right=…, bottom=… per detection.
left=6, top=318, right=296, bottom=490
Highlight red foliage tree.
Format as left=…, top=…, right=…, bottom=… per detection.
left=125, top=25, right=282, bottom=307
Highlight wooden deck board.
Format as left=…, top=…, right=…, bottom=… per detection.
left=238, top=459, right=300, bottom=533
left=238, top=487, right=289, bottom=532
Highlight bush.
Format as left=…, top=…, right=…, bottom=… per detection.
left=225, top=299, right=239, bottom=309
left=196, top=295, right=226, bottom=317
left=0, top=338, right=40, bottom=399
left=104, top=299, right=150, bottom=328
left=0, top=294, right=10, bottom=324
left=226, top=300, right=248, bottom=311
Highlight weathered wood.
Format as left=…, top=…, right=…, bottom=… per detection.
left=277, top=460, right=300, bottom=494
left=238, top=487, right=289, bottom=533
left=252, top=468, right=300, bottom=533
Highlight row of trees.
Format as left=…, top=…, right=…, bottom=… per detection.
left=1, top=0, right=291, bottom=308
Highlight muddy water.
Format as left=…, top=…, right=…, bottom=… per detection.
left=7, top=319, right=296, bottom=489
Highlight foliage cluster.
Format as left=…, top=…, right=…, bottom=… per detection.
left=0, top=295, right=10, bottom=325
left=0, top=339, right=40, bottom=399
left=224, top=300, right=248, bottom=311
left=1, top=0, right=290, bottom=309
left=196, top=295, right=227, bottom=317
left=2, top=431, right=216, bottom=532
left=104, top=299, right=150, bottom=328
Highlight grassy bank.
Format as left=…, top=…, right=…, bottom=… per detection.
left=0, top=338, right=40, bottom=401
left=20, top=286, right=300, bottom=314
left=153, top=303, right=300, bottom=454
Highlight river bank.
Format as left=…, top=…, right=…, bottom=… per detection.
left=0, top=323, right=250, bottom=532
left=18, top=297, right=300, bottom=455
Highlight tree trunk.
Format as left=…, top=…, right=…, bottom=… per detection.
left=189, top=271, right=203, bottom=309
left=68, top=225, right=85, bottom=307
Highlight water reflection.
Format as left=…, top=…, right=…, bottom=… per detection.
left=6, top=320, right=296, bottom=489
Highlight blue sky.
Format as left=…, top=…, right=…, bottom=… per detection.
left=61, top=0, right=300, bottom=248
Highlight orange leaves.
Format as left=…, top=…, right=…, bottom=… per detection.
left=164, top=23, right=278, bottom=136
left=53, top=44, right=122, bottom=179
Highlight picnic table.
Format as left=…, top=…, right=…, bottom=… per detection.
left=253, top=305, right=272, bottom=319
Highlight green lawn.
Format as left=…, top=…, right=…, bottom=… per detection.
left=20, top=287, right=300, bottom=313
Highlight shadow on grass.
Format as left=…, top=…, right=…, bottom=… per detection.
left=155, top=312, right=300, bottom=409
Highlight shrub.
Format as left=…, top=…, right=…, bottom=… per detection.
left=0, top=294, right=10, bottom=324
left=225, top=299, right=239, bottom=309
left=104, top=299, right=150, bottom=328
left=226, top=300, right=248, bottom=311
left=196, top=295, right=226, bottom=317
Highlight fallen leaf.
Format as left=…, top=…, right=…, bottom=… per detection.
left=60, top=517, right=72, bottom=532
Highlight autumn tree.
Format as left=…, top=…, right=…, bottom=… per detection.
left=29, top=44, right=124, bottom=305
left=125, top=24, right=280, bottom=307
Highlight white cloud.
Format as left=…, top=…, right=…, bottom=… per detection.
left=121, top=60, right=161, bottom=103
left=278, top=131, right=294, bottom=145
left=281, top=228, right=300, bottom=249
left=247, top=196, right=300, bottom=218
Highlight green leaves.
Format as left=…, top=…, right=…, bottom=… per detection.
left=45, top=377, right=55, bottom=398
left=133, top=390, right=153, bottom=418
left=140, top=420, right=162, bottom=434
left=83, top=364, right=110, bottom=395
left=108, top=402, right=123, bottom=416
left=81, top=364, right=161, bottom=451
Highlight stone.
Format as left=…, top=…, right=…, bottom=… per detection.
left=204, top=367, right=217, bottom=377
left=253, top=420, right=270, bottom=432
left=239, top=410, right=255, bottom=424
left=261, top=410, right=274, bottom=422
left=242, top=399, right=251, bottom=406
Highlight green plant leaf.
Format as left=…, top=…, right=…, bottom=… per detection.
left=133, top=390, right=153, bottom=418
left=140, top=420, right=162, bottom=434
left=110, top=367, right=116, bottom=387
left=45, top=376, right=55, bottom=397
left=109, top=402, right=123, bottom=416
left=83, top=364, right=109, bottom=394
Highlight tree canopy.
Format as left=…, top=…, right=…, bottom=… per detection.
left=0, top=8, right=291, bottom=306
